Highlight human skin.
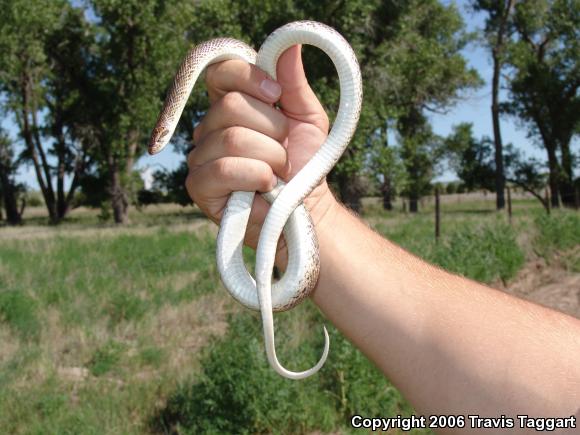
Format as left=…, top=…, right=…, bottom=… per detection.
left=185, top=45, right=580, bottom=433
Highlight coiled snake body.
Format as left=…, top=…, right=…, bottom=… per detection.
left=149, top=21, right=362, bottom=379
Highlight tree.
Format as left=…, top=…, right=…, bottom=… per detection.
left=76, top=0, right=197, bottom=223
left=0, top=131, right=24, bottom=224
left=0, top=0, right=91, bottom=223
left=471, top=0, right=516, bottom=210
left=397, top=110, right=441, bottom=212
left=367, top=123, right=405, bottom=210
left=504, top=0, right=580, bottom=208
left=376, top=0, right=481, bottom=212
left=504, top=145, right=551, bottom=213
left=152, top=162, right=191, bottom=207
left=444, top=123, right=496, bottom=192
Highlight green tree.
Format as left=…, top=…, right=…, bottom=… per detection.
left=80, top=0, right=196, bottom=223
left=367, top=123, right=405, bottom=210
left=504, top=0, right=580, bottom=208
left=0, top=131, right=24, bottom=225
left=471, top=0, right=516, bottom=210
left=504, top=145, right=551, bottom=213
left=444, top=123, right=496, bottom=192
left=397, top=110, right=441, bottom=212
left=379, top=0, right=481, bottom=212
left=152, top=162, right=191, bottom=206
left=0, top=0, right=91, bottom=223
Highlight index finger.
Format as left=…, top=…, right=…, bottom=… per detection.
left=205, top=59, right=282, bottom=105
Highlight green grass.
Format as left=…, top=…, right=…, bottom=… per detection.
left=372, top=212, right=525, bottom=284
left=533, top=211, right=580, bottom=258
left=0, top=197, right=577, bottom=433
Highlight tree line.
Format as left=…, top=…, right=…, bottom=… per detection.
left=0, top=0, right=578, bottom=225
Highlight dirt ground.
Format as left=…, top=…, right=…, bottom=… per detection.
left=500, top=252, right=580, bottom=319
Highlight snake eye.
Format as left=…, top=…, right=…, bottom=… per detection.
left=153, top=126, right=169, bottom=142
left=157, top=128, right=169, bottom=140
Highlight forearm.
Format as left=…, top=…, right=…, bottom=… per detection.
left=312, top=201, right=580, bottom=425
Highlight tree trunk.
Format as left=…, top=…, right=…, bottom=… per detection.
left=0, top=176, right=21, bottom=225
left=337, top=173, right=363, bottom=213
left=0, top=141, right=22, bottom=225
left=409, top=195, right=418, bottom=213
left=110, top=161, right=129, bottom=224
left=546, top=145, right=560, bottom=208
left=559, top=140, right=575, bottom=207
left=491, top=56, right=505, bottom=210
left=20, top=74, right=57, bottom=222
left=489, top=0, right=514, bottom=210
left=381, top=175, right=393, bottom=210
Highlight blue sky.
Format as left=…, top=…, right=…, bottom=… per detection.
left=4, top=1, right=573, bottom=189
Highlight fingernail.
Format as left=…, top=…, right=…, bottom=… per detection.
left=260, top=79, right=281, bottom=100
left=271, top=174, right=278, bottom=188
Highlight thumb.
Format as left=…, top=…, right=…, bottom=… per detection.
left=276, top=45, right=329, bottom=134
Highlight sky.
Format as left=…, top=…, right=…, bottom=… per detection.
left=4, top=1, right=573, bottom=190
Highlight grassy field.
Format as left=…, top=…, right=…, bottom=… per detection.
left=0, top=196, right=578, bottom=434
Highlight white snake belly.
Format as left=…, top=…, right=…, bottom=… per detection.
left=149, top=21, right=362, bottom=380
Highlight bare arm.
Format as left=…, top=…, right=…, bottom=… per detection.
left=185, top=46, right=580, bottom=432
left=312, top=196, right=580, bottom=428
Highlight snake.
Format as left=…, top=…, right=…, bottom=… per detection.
left=148, top=21, right=362, bottom=380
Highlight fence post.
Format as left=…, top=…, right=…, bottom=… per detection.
left=506, top=185, right=512, bottom=225
left=435, top=187, right=440, bottom=241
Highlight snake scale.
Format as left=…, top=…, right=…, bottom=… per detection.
left=149, top=21, right=362, bottom=379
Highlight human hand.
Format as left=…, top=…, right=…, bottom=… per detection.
left=185, top=45, right=339, bottom=261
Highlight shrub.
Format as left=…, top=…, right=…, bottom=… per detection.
left=533, top=212, right=580, bottom=259
left=154, top=311, right=337, bottom=434
left=429, top=222, right=525, bottom=283
left=0, top=290, right=39, bottom=341
left=152, top=308, right=418, bottom=434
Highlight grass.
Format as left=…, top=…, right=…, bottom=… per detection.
left=0, top=195, right=577, bottom=433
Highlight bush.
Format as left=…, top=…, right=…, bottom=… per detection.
left=429, top=222, right=525, bottom=283
left=533, top=212, right=580, bottom=259
left=152, top=308, right=418, bottom=434
left=445, top=181, right=460, bottom=195
left=24, top=191, right=44, bottom=207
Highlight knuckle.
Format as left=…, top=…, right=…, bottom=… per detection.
left=260, top=168, right=274, bottom=189
left=222, top=127, right=244, bottom=155
left=220, top=91, right=244, bottom=114
left=185, top=170, right=204, bottom=205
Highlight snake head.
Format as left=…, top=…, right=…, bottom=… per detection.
left=148, top=125, right=170, bottom=155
